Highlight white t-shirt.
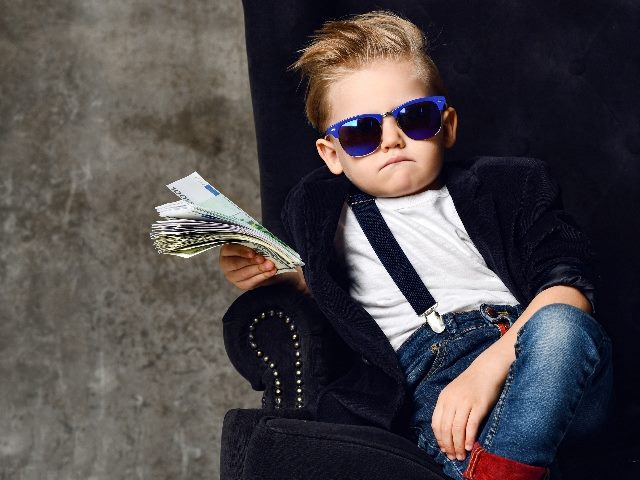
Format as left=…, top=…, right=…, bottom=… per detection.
left=334, top=185, right=519, bottom=350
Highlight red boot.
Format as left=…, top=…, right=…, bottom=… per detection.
left=463, top=442, right=550, bottom=480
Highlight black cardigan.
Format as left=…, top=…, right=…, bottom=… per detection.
left=281, top=156, right=597, bottom=436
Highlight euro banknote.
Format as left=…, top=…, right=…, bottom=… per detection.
left=150, top=172, right=303, bottom=272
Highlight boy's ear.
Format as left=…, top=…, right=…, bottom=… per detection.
left=442, top=107, right=458, bottom=149
left=316, top=137, right=344, bottom=175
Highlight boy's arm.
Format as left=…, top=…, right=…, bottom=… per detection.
left=431, top=285, right=591, bottom=461
left=514, top=159, right=597, bottom=312
left=433, top=159, right=597, bottom=460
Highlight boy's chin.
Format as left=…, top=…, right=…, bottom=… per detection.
left=381, top=177, right=442, bottom=198
left=345, top=172, right=441, bottom=198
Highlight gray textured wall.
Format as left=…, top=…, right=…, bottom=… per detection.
left=0, top=1, right=262, bottom=478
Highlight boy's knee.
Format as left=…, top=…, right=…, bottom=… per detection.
left=515, top=303, right=609, bottom=359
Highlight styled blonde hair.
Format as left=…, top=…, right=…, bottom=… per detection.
left=289, top=10, right=446, bottom=132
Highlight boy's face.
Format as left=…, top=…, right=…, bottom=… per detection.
left=316, top=59, right=457, bottom=197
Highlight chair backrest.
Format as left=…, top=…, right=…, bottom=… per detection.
left=241, top=0, right=640, bottom=409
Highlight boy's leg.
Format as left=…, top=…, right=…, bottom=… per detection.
left=460, top=303, right=614, bottom=480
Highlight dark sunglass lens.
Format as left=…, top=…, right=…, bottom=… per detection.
left=398, top=101, right=441, bottom=141
left=339, top=116, right=381, bottom=156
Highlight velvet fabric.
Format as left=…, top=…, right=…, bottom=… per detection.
left=241, top=415, right=447, bottom=480
left=224, top=0, right=640, bottom=477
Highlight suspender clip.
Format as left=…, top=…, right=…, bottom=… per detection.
left=422, top=303, right=446, bottom=333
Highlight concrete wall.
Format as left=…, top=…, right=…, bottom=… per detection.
left=0, top=1, right=261, bottom=478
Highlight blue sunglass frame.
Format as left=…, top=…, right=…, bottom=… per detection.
left=324, top=95, right=447, bottom=157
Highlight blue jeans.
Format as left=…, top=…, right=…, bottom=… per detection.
left=396, top=303, right=614, bottom=480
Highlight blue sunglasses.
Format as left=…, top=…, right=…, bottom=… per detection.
left=324, top=96, right=447, bottom=157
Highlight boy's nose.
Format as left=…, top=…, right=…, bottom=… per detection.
left=379, top=116, right=406, bottom=151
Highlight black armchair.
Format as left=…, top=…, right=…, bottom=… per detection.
left=220, top=1, right=640, bottom=478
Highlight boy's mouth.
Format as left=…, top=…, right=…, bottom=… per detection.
left=381, top=156, right=413, bottom=169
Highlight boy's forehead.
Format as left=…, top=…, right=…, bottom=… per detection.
left=325, top=59, right=430, bottom=122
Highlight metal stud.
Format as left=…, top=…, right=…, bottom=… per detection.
left=295, top=361, right=302, bottom=368
left=284, top=316, right=291, bottom=324
left=289, top=324, right=296, bottom=332
left=296, top=379, right=303, bottom=386
left=277, top=311, right=283, bottom=318
left=260, top=312, right=266, bottom=319
left=249, top=342, right=257, bottom=350
left=293, top=342, right=300, bottom=349
left=295, top=351, right=301, bottom=358
left=292, top=333, right=298, bottom=341
left=295, top=370, right=302, bottom=376
left=269, top=362, right=276, bottom=369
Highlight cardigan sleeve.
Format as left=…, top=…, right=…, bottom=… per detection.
left=515, top=160, right=597, bottom=313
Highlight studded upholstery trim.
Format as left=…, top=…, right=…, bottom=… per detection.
left=248, top=309, right=304, bottom=409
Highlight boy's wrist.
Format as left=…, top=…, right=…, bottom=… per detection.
left=477, top=339, right=516, bottom=372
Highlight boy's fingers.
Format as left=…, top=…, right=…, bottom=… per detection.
left=222, top=255, right=273, bottom=272
left=452, top=408, right=471, bottom=460
left=235, top=268, right=277, bottom=290
left=431, top=404, right=455, bottom=460
left=439, top=406, right=455, bottom=459
left=219, top=255, right=252, bottom=272
left=220, top=243, right=256, bottom=258
left=225, top=262, right=276, bottom=286
left=465, top=412, right=480, bottom=452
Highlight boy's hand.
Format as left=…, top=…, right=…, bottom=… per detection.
left=431, top=349, right=512, bottom=461
left=219, top=244, right=277, bottom=290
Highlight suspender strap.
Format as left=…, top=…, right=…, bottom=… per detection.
left=347, top=187, right=445, bottom=333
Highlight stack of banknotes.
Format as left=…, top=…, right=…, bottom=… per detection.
left=150, top=172, right=304, bottom=273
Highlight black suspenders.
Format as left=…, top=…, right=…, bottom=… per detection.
left=347, top=187, right=446, bottom=333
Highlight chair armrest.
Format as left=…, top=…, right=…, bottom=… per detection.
left=222, top=284, right=352, bottom=411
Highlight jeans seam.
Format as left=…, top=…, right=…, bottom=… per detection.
left=423, top=341, right=448, bottom=381
left=481, top=363, right=516, bottom=449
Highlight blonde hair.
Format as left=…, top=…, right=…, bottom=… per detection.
left=289, top=10, right=446, bottom=132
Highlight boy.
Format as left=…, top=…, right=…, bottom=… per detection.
left=220, top=11, right=613, bottom=480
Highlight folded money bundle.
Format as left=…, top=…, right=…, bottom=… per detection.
left=150, top=172, right=303, bottom=273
